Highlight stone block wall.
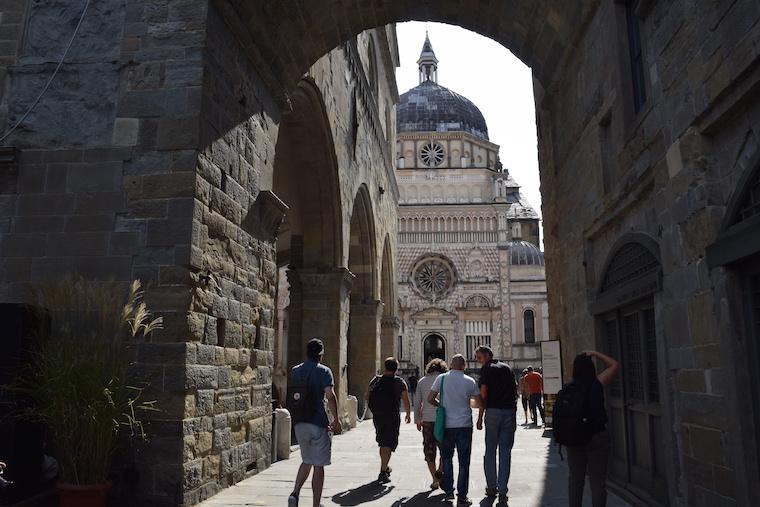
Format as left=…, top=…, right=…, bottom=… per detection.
left=537, top=1, right=760, bottom=505
left=0, top=1, right=399, bottom=505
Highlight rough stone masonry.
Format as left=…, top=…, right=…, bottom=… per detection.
left=1, top=1, right=760, bottom=507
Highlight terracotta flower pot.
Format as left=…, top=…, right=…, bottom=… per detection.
left=56, top=480, right=112, bottom=507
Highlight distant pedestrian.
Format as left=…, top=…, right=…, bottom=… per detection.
left=408, top=372, right=420, bottom=405
left=518, top=369, right=530, bottom=425
left=427, top=354, right=483, bottom=506
left=475, top=346, right=517, bottom=504
left=414, top=359, right=448, bottom=490
left=366, top=357, right=411, bottom=483
left=287, top=339, right=340, bottom=507
left=524, top=365, right=545, bottom=426
left=559, top=351, right=620, bottom=507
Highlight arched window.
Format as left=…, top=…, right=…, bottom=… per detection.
left=523, top=309, right=535, bottom=344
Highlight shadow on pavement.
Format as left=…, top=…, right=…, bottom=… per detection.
left=331, top=481, right=395, bottom=506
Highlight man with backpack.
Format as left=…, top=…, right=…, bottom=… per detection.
left=287, top=339, right=340, bottom=507
left=474, top=346, right=517, bottom=504
left=366, top=357, right=411, bottom=483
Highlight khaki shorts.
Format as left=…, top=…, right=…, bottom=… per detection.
left=294, top=422, right=332, bottom=467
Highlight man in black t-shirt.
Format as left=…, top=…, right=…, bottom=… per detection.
left=475, top=346, right=517, bottom=503
left=366, top=357, right=411, bottom=483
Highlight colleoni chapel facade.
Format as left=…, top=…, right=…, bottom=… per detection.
left=395, top=36, right=549, bottom=373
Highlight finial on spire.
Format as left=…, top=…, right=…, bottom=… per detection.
left=417, top=33, right=439, bottom=84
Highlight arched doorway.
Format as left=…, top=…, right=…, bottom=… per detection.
left=423, top=333, right=446, bottom=364
left=591, top=234, right=667, bottom=505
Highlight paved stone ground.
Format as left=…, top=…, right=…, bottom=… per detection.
left=201, top=412, right=630, bottom=507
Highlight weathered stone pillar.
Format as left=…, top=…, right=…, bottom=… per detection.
left=381, top=315, right=401, bottom=361
left=348, top=300, right=383, bottom=412
left=287, top=267, right=354, bottom=424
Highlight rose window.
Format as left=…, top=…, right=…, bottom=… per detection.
left=412, top=257, right=455, bottom=301
left=420, top=142, right=445, bottom=167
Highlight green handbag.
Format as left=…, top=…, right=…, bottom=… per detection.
left=433, top=373, right=447, bottom=442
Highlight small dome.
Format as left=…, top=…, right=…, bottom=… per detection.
left=397, top=81, right=489, bottom=140
left=509, top=240, right=545, bottom=266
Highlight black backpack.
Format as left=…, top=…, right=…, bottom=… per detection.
left=553, top=381, right=594, bottom=447
left=368, top=376, right=398, bottom=416
left=287, top=368, right=315, bottom=423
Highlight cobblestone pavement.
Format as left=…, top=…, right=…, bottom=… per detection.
left=201, top=412, right=631, bottom=507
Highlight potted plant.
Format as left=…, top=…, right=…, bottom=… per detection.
left=9, top=278, right=161, bottom=507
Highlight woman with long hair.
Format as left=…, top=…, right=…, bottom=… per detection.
left=414, top=358, right=449, bottom=490
left=566, top=350, right=619, bottom=507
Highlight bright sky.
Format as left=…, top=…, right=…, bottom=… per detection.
left=395, top=22, right=542, bottom=224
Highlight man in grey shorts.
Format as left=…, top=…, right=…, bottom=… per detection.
left=288, top=339, right=340, bottom=507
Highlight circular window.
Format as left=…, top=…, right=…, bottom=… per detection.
left=420, top=143, right=445, bottom=167
left=412, top=257, right=455, bottom=301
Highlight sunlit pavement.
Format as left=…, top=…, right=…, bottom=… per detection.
left=200, top=411, right=630, bottom=507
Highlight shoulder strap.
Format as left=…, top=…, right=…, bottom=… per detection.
left=439, top=373, right=446, bottom=408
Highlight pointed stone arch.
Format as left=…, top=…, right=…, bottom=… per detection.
left=380, top=235, right=399, bottom=360
left=271, top=78, right=343, bottom=270
left=346, top=185, right=381, bottom=412
left=221, top=2, right=596, bottom=102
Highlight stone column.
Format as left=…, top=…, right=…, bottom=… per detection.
left=381, top=315, right=401, bottom=361
left=347, top=299, right=383, bottom=413
left=287, top=267, right=354, bottom=424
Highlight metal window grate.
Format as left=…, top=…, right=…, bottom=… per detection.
left=738, top=170, right=760, bottom=223
left=602, top=243, right=659, bottom=293
left=623, top=313, right=644, bottom=401
left=643, top=308, right=659, bottom=402
left=605, top=319, right=623, bottom=397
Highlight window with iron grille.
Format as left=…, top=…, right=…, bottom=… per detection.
left=643, top=308, right=659, bottom=402
left=465, top=320, right=491, bottom=360
left=623, top=313, right=644, bottom=401
left=605, top=319, right=623, bottom=397
left=602, top=242, right=659, bottom=293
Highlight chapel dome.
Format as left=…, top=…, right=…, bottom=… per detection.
left=397, top=80, right=490, bottom=140
left=509, top=240, right=545, bottom=266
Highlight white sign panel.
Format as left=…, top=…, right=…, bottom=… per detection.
left=540, top=340, right=563, bottom=395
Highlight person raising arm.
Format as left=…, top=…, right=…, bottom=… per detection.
left=585, top=350, right=620, bottom=386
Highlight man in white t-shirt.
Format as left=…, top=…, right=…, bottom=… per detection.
left=427, top=354, right=483, bottom=506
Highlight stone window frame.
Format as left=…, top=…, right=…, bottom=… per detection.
left=410, top=254, right=457, bottom=302
left=523, top=308, right=536, bottom=344
left=420, top=141, right=445, bottom=167
left=706, top=149, right=760, bottom=268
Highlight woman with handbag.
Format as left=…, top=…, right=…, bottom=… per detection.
left=414, top=358, right=448, bottom=490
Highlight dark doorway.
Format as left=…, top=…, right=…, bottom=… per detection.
left=423, top=334, right=446, bottom=364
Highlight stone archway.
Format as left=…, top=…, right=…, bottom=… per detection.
left=268, top=78, right=345, bottom=403
left=380, top=235, right=399, bottom=361
left=346, top=185, right=380, bottom=414
left=219, top=2, right=595, bottom=100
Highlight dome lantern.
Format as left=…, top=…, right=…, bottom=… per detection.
left=417, top=32, right=439, bottom=84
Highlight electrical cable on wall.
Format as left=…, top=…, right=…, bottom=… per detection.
left=0, top=0, right=91, bottom=144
